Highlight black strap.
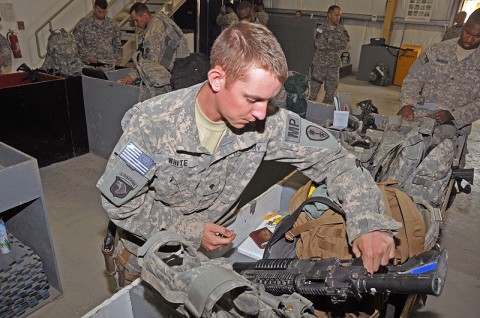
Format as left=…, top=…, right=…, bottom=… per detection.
left=264, top=196, right=344, bottom=259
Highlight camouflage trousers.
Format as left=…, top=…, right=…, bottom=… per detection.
left=309, top=64, right=339, bottom=104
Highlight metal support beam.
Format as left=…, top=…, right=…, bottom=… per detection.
left=382, top=0, right=398, bottom=44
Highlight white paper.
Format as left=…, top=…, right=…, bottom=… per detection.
left=330, top=110, right=349, bottom=130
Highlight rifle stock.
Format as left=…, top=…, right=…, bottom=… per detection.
left=233, top=248, right=447, bottom=303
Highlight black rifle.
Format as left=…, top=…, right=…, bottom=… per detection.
left=17, top=63, right=42, bottom=82
left=451, top=168, right=474, bottom=185
left=233, top=248, right=447, bottom=304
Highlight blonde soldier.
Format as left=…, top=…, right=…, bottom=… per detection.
left=216, top=3, right=238, bottom=32
left=0, top=33, right=12, bottom=74
left=98, top=22, right=400, bottom=287
left=119, top=2, right=190, bottom=85
left=398, top=8, right=480, bottom=166
left=73, top=0, right=122, bottom=70
left=309, top=5, right=349, bottom=104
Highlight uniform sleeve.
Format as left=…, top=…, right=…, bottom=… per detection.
left=314, top=26, right=328, bottom=50
left=72, top=19, right=90, bottom=62
left=216, top=13, right=228, bottom=27
left=0, top=35, right=12, bottom=70
left=263, top=112, right=401, bottom=243
left=450, top=93, right=480, bottom=129
left=400, top=53, right=428, bottom=107
left=144, top=20, right=168, bottom=64
left=112, top=24, right=123, bottom=63
left=98, top=107, right=211, bottom=248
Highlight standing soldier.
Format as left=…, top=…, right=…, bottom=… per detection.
left=73, top=0, right=122, bottom=71
left=442, top=11, right=467, bottom=41
left=119, top=3, right=190, bottom=85
left=309, top=5, right=349, bottom=104
left=255, top=2, right=269, bottom=27
left=398, top=8, right=480, bottom=167
left=0, top=33, right=12, bottom=74
left=216, top=3, right=238, bottom=32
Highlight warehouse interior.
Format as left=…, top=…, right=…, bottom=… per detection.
left=1, top=0, right=479, bottom=317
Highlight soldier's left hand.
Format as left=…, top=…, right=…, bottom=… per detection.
left=434, top=110, right=453, bottom=124
left=352, top=231, right=395, bottom=274
left=89, top=56, right=98, bottom=63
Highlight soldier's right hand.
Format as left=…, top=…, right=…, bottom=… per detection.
left=118, top=75, right=134, bottom=85
left=201, top=223, right=236, bottom=251
left=397, top=105, right=415, bottom=119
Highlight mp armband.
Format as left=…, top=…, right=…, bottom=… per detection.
left=98, top=141, right=157, bottom=206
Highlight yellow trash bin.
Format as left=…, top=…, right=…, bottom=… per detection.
left=394, top=44, right=422, bottom=86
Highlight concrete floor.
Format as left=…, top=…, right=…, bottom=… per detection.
left=28, top=75, right=480, bottom=317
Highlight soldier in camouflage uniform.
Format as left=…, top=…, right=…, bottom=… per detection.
left=309, top=5, right=349, bottom=104
left=254, top=2, right=269, bottom=27
left=97, top=22, right=400, bottom=287
left=398, top=8, right=480, bottom=166
left=236, top=1, right=260, bottom=24
left=119, top=2, right=190, bottom=86
left=441, top=11, right=467, bottom=41
left=216, top=3, right=238, bottom=32
left=73, top=0, right=122, bottom=71
left=0, top=33, right=12, bottom=74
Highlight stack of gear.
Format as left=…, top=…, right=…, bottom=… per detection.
left=284, top=71, right=309, bottom=118
left=132, top=50, right=172, bottom=102
left=0, top=233, right=50, bottom=317
left=338, top=113, right=465, bottom=251
left=368, top=63, right=389, bottom=86
left=170, top=52, right=210, bottom=90
left=40, top=28, right=84, bottom=77
left=137, top=231, right=317, bottom=318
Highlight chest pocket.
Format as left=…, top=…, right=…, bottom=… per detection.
left=152, top=164, right=196, bottom=210
left=216, top=146, right=266, bottom=205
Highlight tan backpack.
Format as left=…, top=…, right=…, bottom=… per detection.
left=284, top=180, right=427, bottom=263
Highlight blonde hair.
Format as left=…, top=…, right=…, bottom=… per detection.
left=210, top=22, right=288, bottom=87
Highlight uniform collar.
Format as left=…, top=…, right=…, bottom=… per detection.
left=173, top=82, right=265, bottom=157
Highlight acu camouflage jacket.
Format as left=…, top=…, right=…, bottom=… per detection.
left=98, top=83, right=400, bottom=251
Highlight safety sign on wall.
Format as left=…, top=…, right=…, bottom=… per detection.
left=405, top=0, right=433, bottom=22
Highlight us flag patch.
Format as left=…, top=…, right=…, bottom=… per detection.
left=119, top=142, right=155, bottom=176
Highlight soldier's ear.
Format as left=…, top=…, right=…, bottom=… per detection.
left=208, top=66, right=225, bottom=93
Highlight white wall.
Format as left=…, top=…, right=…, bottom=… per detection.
left=0, top=0, right=129, bottom=70
left=0, top=0, right=461, bottom=72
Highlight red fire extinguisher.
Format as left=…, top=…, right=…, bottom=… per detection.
left=7, top=30, right=22, bottom=59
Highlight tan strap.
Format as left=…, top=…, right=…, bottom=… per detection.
left=378, top=184, right=409, bottom=263
left=393, top=188, right=426, bottom=257
left=378, top=183, right=426, bottom=263
left=285, top=210, right=343, bottom=240
left=288, top=180, right=313, bottom=213
left=117, top=247, right=140, bottom=283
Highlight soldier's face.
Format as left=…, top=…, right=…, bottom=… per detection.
left=237, top=8, right=255, bottom=23
left=212, top=67, right=282, bottom=129
left=131, top=12, right=149, bottom=29
left=458, top=20, right=480, bottom=50
left=94, top=6, right=107, bottom=20
left=327, top=9, right=341, bottom=25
